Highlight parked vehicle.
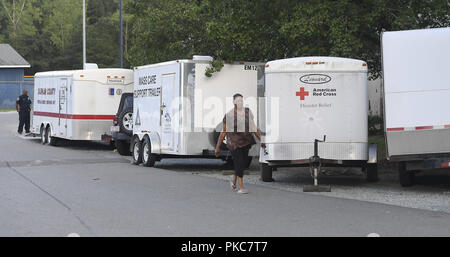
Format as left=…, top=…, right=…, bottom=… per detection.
left=32, top=68, right=133, bottom=145
left=111, top=93, right=133, bottom=155
left=382, top=28, right=450, bottom=186
left=131, top=56, right=265, bottom=166
left=259, top=57, right=378, bottom=182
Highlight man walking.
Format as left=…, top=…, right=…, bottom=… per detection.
left=16, top=89, right=32, bottom=135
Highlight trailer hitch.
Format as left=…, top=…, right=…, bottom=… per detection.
left=304, top=135, right=331, bottom=192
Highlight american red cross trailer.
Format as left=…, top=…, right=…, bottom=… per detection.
left=32, top=68, right=133, bottom=145
left=259, top=57, right=378, bottom=182
left=382, top=28, right=450, bottom=186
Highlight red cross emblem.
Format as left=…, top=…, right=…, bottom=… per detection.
left=296, top=87, right=309, bottom=100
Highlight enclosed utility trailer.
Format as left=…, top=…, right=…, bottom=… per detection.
left=382, top=28, right=450, bottom=186
left=33, top=68, right=133, bottom=145
left=131, top=57, right=265, bottom=166
left=260, top=57, right=377, bottom=182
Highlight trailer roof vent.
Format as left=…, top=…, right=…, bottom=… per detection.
left=83, top=63, right=98, bottom=70
left=193, top=55, right=213, bottom=62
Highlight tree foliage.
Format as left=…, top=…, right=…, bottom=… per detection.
left=0, top=0, right=448, bottom=76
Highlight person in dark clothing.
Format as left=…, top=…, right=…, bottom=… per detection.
left=215, top=93, right=265, bottom=194
left=16, top=89, right=32, bottom=134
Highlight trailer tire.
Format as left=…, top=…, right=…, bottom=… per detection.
left=40, top=125, right=47, bottom=145
left=399, top=162, right=414, bottom=187
left=142, top=136, right=157, bottom=167
left=261, top=163, right=274, bottom=182
left=115, top=140, right=131, bottom=156
left=119, top=107, right=133, bottom=136
left=46, top=126, right=58, bottom=146
left=132, top=137, right=142, bottom=165
left=365, top=163, right=378, bottom=182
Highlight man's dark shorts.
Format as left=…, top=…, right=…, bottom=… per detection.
left=230, top=144, right=251, bottom=178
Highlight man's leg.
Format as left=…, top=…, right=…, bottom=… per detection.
left=18, top=111, right=24, bottom=134
left=24, top=111, right=30, bottom=133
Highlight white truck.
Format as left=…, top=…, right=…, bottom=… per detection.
left=131, top=56, right=265, bottom=166
left=382, top=28, right=450, bottom=186
left=32, top=68, right=133, bottom=145
left=259, top=57, right=378, bottom=183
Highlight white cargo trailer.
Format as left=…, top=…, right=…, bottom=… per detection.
left=382, top=28, right=450, bottom=186
left=131, top=57, right=265, bottom=166
left=260, top=57, right=377, bottom=182
left=32, top=68, right=133, bottom=145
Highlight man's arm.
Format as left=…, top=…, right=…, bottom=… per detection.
left=250, top=119, right=265, bottom=148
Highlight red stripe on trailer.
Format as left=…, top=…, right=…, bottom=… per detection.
left=34, top=112, right=115, bottom=120
left=441, top=162, right=449, bottom=167
left=415, top=126, right=433, bottom=130
left=387, top=127, right=404, bottom=132
left=445, top=125, right=450, bottom=129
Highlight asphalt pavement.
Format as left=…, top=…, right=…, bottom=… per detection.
left=1, top=112, right=449, bottom=236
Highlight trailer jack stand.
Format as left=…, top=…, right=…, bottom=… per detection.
left=303, top=136, right=331, bottom=192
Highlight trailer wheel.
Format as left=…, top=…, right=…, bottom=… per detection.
left=119, top=107, right=133, bottom=136
left=142, top=136, right=157, bottom=167
left=46, top=126, right=58, bottom=146
left=365, top=163, right=378, bottom=182
left=40, top=125, right=47, bottom=145
left=261, top=163, right=274, bottom=182
left=132, top=137, right=142, bottom=165
left=115, top=140, right=131, bottom=156
left=399, top=162, right=414, bottom=187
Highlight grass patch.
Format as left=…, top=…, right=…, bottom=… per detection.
left=0, top=109, right=15, bottom=112
left=369, top=134, right=386, bottom=161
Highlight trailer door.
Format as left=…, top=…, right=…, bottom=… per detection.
left=161, top=73, right=176, bottom=151
left=58, top=78, right=68, bottom=137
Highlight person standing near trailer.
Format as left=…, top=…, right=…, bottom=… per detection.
left=215, top=93, right=265, bottom=194
left=16, top=89, right=32, bottom=135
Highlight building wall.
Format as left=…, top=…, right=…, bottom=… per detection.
left=0, top=69, right=34, bottom=109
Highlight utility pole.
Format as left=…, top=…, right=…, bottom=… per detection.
left=120, top=0, right=123, bottom=68
left=83, top=0, right=86, bottom=68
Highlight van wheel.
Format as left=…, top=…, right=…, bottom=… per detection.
left=399, top=162, right=414, bottom=187
left=119, top=107, right=133, bottom=136
left=142, top=136, right=157, bottom=167
left=115, top=140, right=131, bottom=156
left=132, top=137, right=142, bottom=165
left=261, top=163, right=274, bottom=182
left=40, top=125, right=47, bottom=145
left=365, top=163, right=378, bottom=182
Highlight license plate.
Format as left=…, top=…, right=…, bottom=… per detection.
left=110, top=126, right=120, bottom=132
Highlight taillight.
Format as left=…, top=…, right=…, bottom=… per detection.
left=113, top=115, right=119, bottom=125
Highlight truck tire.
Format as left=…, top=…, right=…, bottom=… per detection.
left=399, top=162, right=414, bottom=187
left=141, top=136, right=157, bottom=167
left=132, top=137, right=142, bottom=165
left=261, top=163, right=273, bottom=182
left=365, top=163, right=378, bottom=182
left=119, top=107, right=133, bottom=136
left=115, top=140, right=131, bottom=156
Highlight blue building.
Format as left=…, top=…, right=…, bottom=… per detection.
left=0, top=44, right=31, bottom=109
